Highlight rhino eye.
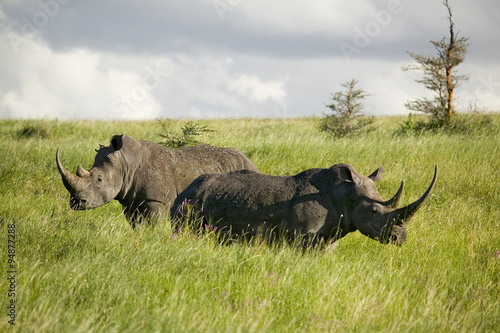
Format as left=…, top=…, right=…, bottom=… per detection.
left=97, top=176, right=103, bottom=183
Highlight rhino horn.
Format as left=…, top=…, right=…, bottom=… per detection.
left=383, top=181, right=404, bottom=208
left=56, top=149, right=86, bottom=193
left=76, top=164, right=91, bottom=178
left=395, top=165, right=438, bottom=222
left=368, top=165, right=384, bottom=182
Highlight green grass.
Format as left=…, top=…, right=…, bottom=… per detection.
left=1, top=116, right=499, bottom=332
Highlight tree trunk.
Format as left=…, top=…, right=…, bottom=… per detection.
left=447, top=67, right=453, bottom=122
left=445, top=0, right=454, bottom=123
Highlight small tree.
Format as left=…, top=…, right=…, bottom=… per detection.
left=158, top=120, right=213, bottom=148
left=403, top=0, right=469, bottom=126
left=319, top=79, right=373, bottom=137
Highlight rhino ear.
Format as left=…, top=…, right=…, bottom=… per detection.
left=337, top=164, right=362, bottom=186
left=95, top=144, right=105, bottom=152
left=111, top=135, right=123, bottom=151
left=368, top=166, right=384, bottom=182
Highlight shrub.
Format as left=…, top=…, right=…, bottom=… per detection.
left=319, top=79, right=373, bottom=137
left=17, top=122, right=50, bottom=139
left=395, top=107, right=495, bottom=136
left=158, top=120, right=213, bottom=148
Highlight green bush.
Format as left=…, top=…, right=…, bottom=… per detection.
left=158, top=120, right=213, bottom=148
left=319, top=115, right=374, bottom=137
left=395, top=110, right=495, bottom=136
left=319, top=79, right=373, bottom=137
left=16, top=121, right=50, bottom=139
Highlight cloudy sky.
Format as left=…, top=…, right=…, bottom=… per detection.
left=1, top=0, right=499, bottom=119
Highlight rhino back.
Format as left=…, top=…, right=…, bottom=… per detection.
left=166, top=144, right=258, bottom=183
left=130, top=142, right=258, bottom=207
left=174, top=168, right=328, bottom=235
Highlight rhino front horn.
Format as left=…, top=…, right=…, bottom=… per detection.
left=397, top=165, right=438, bottom=222
left=56, top=149, right=85, bottom=193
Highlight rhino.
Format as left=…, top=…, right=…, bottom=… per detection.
left=56, top=134, right=259, bottom=228
left=171, top=163, right=437, bottom=246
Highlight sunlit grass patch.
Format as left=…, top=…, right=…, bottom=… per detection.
left=0, top=116, right=499, bottom=332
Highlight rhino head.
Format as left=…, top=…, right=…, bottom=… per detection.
left=340, top=164, right=437, bottom=245
left=56, top=135, right=125, bottom=210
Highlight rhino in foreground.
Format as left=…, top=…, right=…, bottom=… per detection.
left=56, top=135, right=259, bottom=228
left=171, top=163, right=437, bottom=246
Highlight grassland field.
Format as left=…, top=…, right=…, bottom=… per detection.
left=0, top=116, right=499, bottom=332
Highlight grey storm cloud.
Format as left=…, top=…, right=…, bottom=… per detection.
left=1, top=0, right=499, bottom=119
left=8, top=0, right=497, bottom=59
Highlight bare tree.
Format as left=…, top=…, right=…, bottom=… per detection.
left=403, top=0, right=469, bottom=126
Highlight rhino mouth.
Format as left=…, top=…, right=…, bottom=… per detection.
left=388, top=230, right=406, bottom=246
left=69, top=195, right=88, bottom=210
left=377, top=233, right=404, bottom=246
left=376, top=221, right=407, bottom=245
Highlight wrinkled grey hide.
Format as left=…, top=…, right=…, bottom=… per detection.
left=57, top=135, right=259, bottom=228
left=171, top=164, right=437, bottom=246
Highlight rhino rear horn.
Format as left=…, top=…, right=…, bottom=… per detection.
left=76, top=165, right=91, bottom=178
left=396, top=165, right=438, bottom=222
left=368, top=166, right=384, bottom=182
left=383, top=181, right=404, bottom=208
left=56, top=149, right=86, bottom=193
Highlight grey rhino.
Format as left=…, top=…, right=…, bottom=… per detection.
left=56, top=134, right=259, bottom=228
left=171, top=163, right=437, bottom=245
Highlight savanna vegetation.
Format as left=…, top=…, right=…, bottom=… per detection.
left=319, top=79, right=374, bottom=138
left=402, top=0, right=470, bottom=127
left=1, top=116, right=499, bottom=332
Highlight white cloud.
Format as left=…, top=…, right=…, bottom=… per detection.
left=0, top=36, right=163, bottom=119
left=0, top=32, right=289, bottom=119
left=239, top=0, right=368, bottom=35
left=231, top=74, right=287, bottom=103
left=0, top=0, right=499, bottom=120
left=364, top=69, right=413, bottom=115
left=151, top=56, right=288, bottom=118
left=459, top=63, right=500, bottom=111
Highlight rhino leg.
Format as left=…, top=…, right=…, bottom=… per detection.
left=123, top=201, right=166, bottom=229
left=171, top=200, right=206, bottom=234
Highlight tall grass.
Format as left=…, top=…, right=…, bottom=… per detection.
left=1, top=116, right=499, bottom=332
